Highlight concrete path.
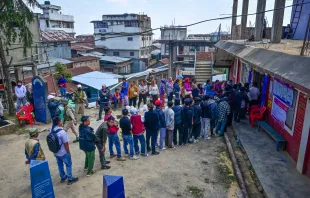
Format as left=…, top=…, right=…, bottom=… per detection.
left=234, top=121, right=310, bottom=198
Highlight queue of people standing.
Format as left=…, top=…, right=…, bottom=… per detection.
left=24, top=71, right=259, bottom=186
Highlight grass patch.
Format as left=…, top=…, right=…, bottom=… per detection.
left=187, top=186, right=204, bottom=198
left=217, top=151, right=236, bottom=188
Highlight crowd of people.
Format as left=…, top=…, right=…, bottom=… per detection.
left=24, top=72, right=261, bottom=186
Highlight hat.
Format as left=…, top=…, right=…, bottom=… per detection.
left=155, top=100, right=161, bottom=106
left=61, top=99, right=69, bottom=105
left=47, top=95, right=55, bottom=100
left=81, top=116, right=89, bottom=122
left=27, top=128, right=39, bottom=136
left=77, top=84, right=82, bottom=88
left=130, top=107, right=138, bottom=115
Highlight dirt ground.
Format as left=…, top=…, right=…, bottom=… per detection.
left=0, top=108, right=242, bottom=198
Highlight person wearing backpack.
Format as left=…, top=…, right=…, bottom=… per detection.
left=47, top=117, right=78, bottom=185
left=200, top=95, right=212, bottom=139
left=62, top=99, right=79, bottom=143
left=79, top=116, right=97, bottom=176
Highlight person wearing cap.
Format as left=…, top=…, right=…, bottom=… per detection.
left=182, top=98, right=193, bottom=145
left=97, top=84, right=111, bottom=121
left=106, top=116, right=126, bottom=161
left=79, top=116, right=97, bottom=176
left=120, top=109, right=139, bottom=160
left=154, top=99, right=166, bottom=150
left=215, top=96, right=230, bottom=136
left=128, top=81, right=138, bottom=108
left=25, top=128, right=45, bottom=164
left=58, top=74, right=67, bottom=98
left=47, top=95, right=61, bottom=119
left=14, top=80, right=27, bottom=112
left=120, top=78, right=129, bottom=106
left=191, top=97, right=202, bottom=143
left=144, top=103, right=160, bottom=155
left=130, top=107, right=148, bottom=157
left=51, top=117, right=79, bottom=185
left=62, top=99, right=79, bottom=143
left=164, top=101, right=175, bottom=148
left=72, top=85, right=87, bottom=121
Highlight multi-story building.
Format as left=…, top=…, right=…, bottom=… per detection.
left=38, top=1, right=75, bottom=37
left=91, top=13, right=152, bottom=72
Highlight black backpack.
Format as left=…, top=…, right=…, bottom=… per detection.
left=46, top=128, right=63, bottom=153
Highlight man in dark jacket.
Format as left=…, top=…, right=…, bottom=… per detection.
left=191, top=97, right=202, bottom=143
left=172, top=99, right=183, bottom=146
left=95, top=121, right=111, bottom=170
left=154, top=100, right=167, bottom=150
left=234, top=87, right=249, bottom=123
left=47, top=95, right=61, bottom=119
left=97, top=84, right=111, bottom=121
left=182, top=98, right=193, bottom=145
left=144, top=103, right=160, bottom=155
left=79, top=116, right=96, bottom=176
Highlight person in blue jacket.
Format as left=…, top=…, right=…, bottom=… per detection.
left=47, top=95, right=61, bottom=119
left=206, top=85, right=217, bottom=98
left=120, top=78, right=129, bottom=106
left=172, top=99, right=183, bottom=146
left=79, top=116, right=96, bottom=176
left=144, top=103, right=160, bottom=155
left=154, top=100, right=167, bottom=150
left=182, top=98, right=193, bottom=145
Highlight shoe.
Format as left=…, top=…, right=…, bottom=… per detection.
left=147, top=148, right=151, bottom=152
left=101, top=165, right=111, bottom=170
left=130, top=155, right=139, bottom=160
left=60, top=175, right=68, bottom=183
left=124, top=154, right=129, bottom=157
left=73, top=137, right=79, bottom=143
left=87, top=171, right=96, bottom=177
left=151, top=151, right=160, bottom=155
left=141, top=153, right=149, bottom=157
left=96, top=118, right=101, bottom=121
left=110, top=154, right=117, bottom=158
left=160, top=147, right=166, bottom=150
left=204, top=136, right=211, bottom=140
left=117, top=157, right=126, bottom=161
left=67, top=177, right=79, bottom=185
left=104, top=161, right=110, bottom=164
left=168, top=146, right=175, bottom=149
left=135, top=151, right=140, bottom=155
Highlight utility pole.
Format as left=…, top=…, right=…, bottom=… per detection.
left=231, top=0, right=238, bottom=38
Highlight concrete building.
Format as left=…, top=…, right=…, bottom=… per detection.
left=76, top=34, right=95, bottom=44
left=38, top=1, right=75, bottom=37
left=71, top=43, right=105, bottom=58
left=67, top=56, right=100, bottom=71
left=215, top=40, right=310, bottom=178
left=91, top=13, right=152, bottom=72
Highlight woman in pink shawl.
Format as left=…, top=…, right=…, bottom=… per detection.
left=183, top=77, right=192, bottom=98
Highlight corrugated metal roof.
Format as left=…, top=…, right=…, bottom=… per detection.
left=41, top=30, right=75, bottom=42
left=124, top=66, right=168, bottom=78
left=23, top=57, right=72, bottom=70
left=100, top=56, right=131, bottom=63
left=79, top=52, right=105, bottom=58
left=72, top=71, right=122, bottom=90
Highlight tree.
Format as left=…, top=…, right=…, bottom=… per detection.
left=54, top=62, right=72, bottom=82
left=0, top=0, right=37, bottom=116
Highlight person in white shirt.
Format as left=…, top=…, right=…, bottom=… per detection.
left=14, top=80, right=27, bottom=112
left=248, top=82, right=260, bottom=106
left=138, top=80, right=148, bottom=109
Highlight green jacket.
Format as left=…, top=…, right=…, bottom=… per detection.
left=95, top=122, right=108, bottom=145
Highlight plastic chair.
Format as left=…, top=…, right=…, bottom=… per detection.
left=16, top=104, right=35, bottom=126
left=249, top=106, right=266, bottom=128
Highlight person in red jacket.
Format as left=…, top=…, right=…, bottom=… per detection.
left=130, top=108, right=148, bottom=157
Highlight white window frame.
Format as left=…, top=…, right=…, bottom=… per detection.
left=233, top=58, right=238, bottom=82
left=284, top=89, right=300, bottom=136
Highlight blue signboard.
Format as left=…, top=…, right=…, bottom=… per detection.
left=32, top=76, right=51, bottom=123
left=103, top=175, right=125, bottom=198
left=30, top=160, right=55, bottom=198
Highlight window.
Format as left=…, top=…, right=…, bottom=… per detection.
left=101, top=37, right=106, bottom=41
left=130, top=52, right=135, bottom=56
left=241, top=62, right=249, bottom=84
left=285, top=89, right=298, bottom=131
left=233, top=58, right=238, bottom=78
left=127, top=37, right=133, bottom=41
left=113, top=52, right=120, bottom=56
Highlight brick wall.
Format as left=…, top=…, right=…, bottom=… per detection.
left=267, top=92, right=306, bottom=162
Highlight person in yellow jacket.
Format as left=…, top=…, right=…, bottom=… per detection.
left=128, top=81, right=138, bottom=107
left=25, top=128, right=45, bottom=164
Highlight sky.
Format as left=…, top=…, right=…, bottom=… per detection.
left=34, top=0, right=293, bottom=38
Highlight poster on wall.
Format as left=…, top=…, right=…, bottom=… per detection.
left=271, top=96, right=289, bottom=127
left=273, top=78, right=294, bottom=107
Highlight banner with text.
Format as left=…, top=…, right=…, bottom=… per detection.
left=273, top=78, right=294, bottom=107
left=271, top=96, right=289, bottom=127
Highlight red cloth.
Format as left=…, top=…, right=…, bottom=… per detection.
left=59, top=82, right=67, bottom=88
left=104, top=114, right=112, bottom=121
left=130, top=115, right=145, bottom=135
left=108, top=125, right=119, bottom=134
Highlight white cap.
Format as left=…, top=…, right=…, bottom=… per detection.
left=130, top=107, right=138, bottom=115
left=77, top=84, right=82, bottom=88
left=47, top=95, right=55, bottom=100
left=102, top=84, right=106, bottom=87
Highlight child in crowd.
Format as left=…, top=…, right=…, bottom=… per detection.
left=120, top=109, right=139, bottom=160
left=191, top=97, right=202, bottom=143
left=104, top=107, right=112, bottom=121
left=106, top=116, right=126, bottom=161
left=112, top=88, right=122, bottom=110
left=130, top=108, right=148, bottom=157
